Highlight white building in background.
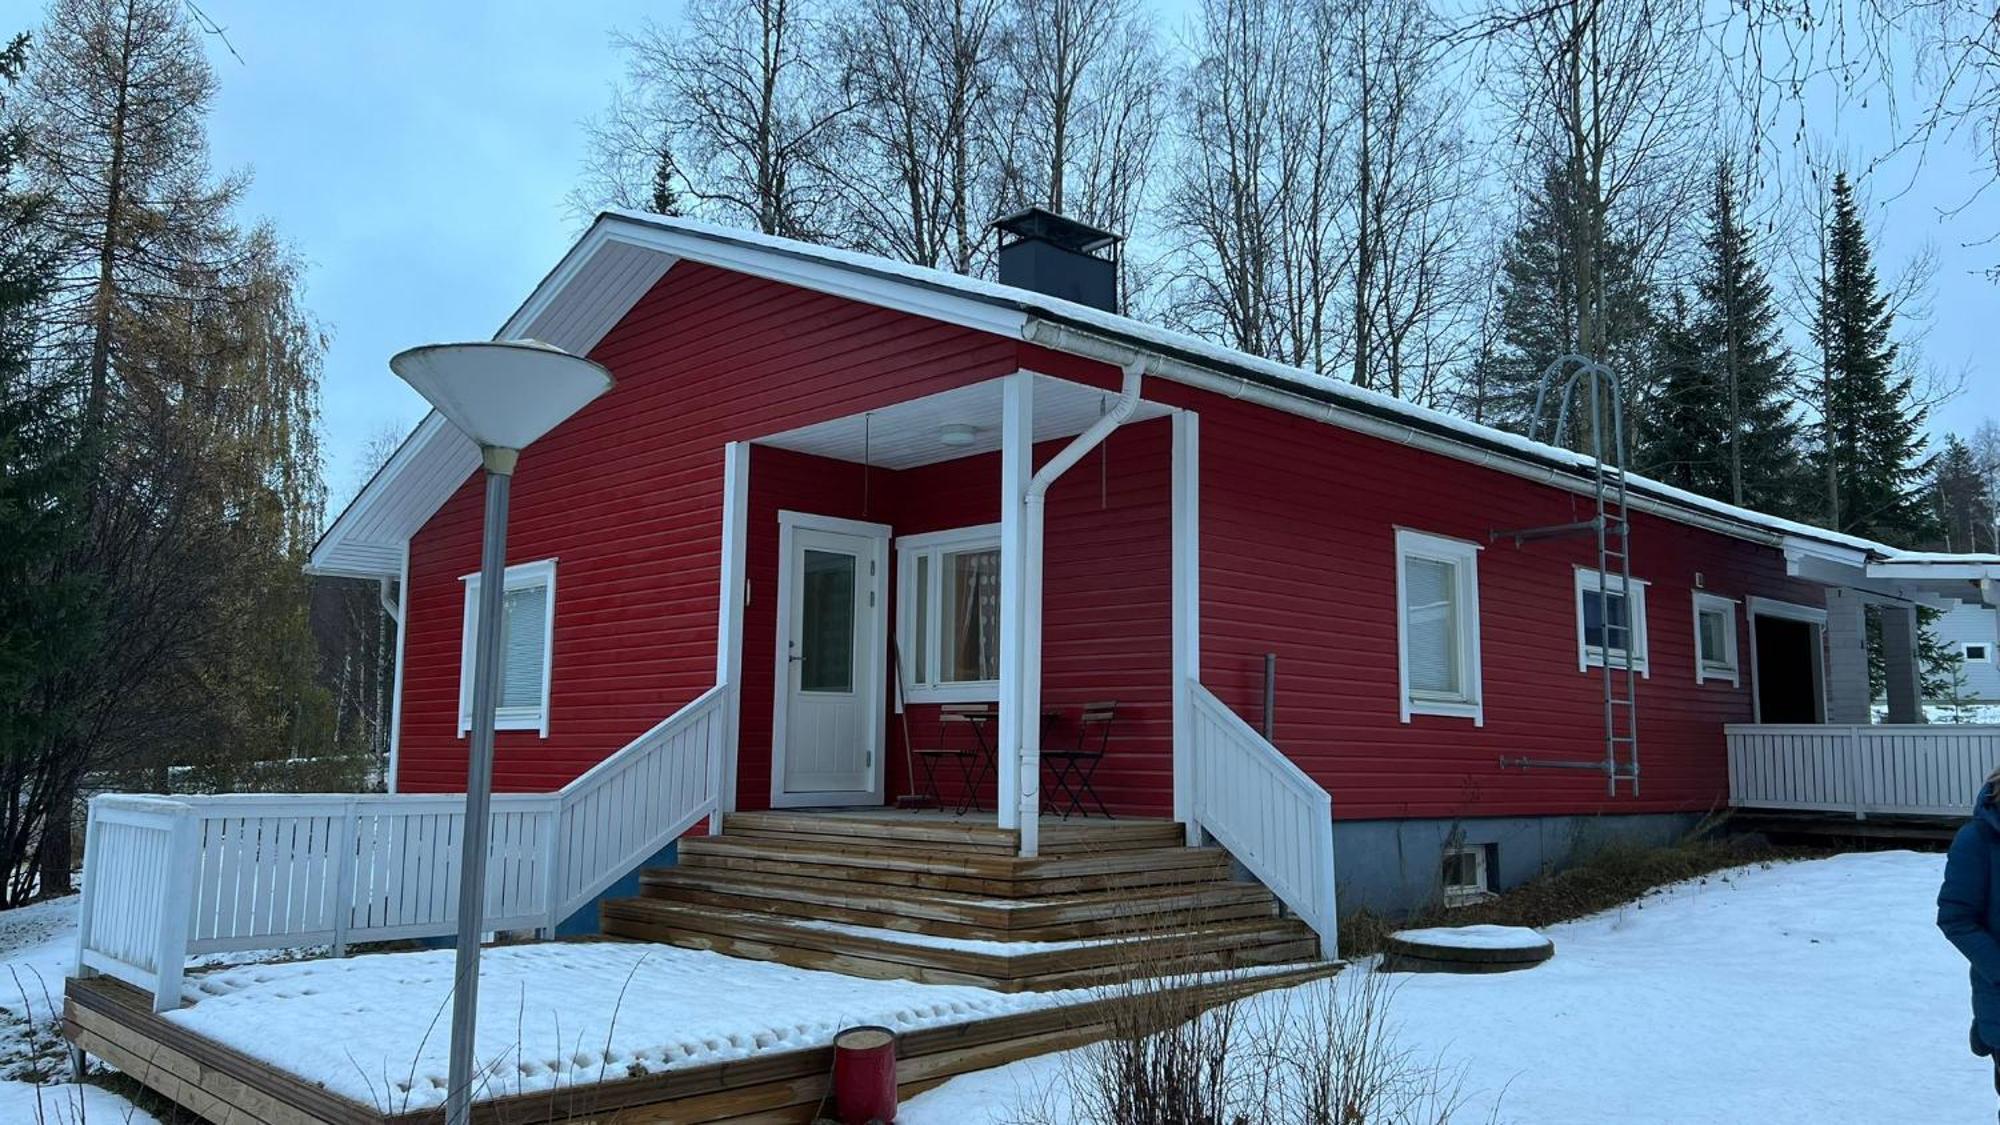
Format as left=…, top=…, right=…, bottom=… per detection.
left=1934, top=602, right=2000, bottom=703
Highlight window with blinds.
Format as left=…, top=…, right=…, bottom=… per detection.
left=460, top=559, right=556, bottom=735
left=1395, top=530, right=1483, bottom=724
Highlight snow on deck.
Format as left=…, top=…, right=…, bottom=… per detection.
left=905, top=851, right=1991, bottom=1124
left=167, top=941, right=1106, bottom=1112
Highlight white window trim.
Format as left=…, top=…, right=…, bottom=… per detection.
left=1963, top=641, right=1992, bottom=664
left=458, top=557, right=557, bottom=738
left=1442, top=844, right=1492, bottom=907
left=1575, top=568, right=1650, bottom=677
left=896, top=523, right=1002, bottom=704
left=1692, top=592, right=1741, bottom=687
left=1394, top=528, right=1483, bottom=725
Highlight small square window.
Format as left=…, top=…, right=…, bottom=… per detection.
left=1965, top=643, right=1992, bottom=664
left=1693, top=593, right=1740, bottom=686
left=1576, top=569, right=1649, bottom=675
left=1442, top=844, right=1492, bottom=906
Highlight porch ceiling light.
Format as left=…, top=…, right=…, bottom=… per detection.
left=387, top=338, right=611, bottom=1125
left=940, top=422, right=979, bottom=447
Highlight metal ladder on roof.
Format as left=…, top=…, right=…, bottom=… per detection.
left=1492, top=355, right=1640, bottom=796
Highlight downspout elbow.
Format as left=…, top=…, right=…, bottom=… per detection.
left=1027, top=360, right=1147, bottom=503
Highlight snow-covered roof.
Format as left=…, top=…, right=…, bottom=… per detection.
left=310, top=211, right=2000, bottom=602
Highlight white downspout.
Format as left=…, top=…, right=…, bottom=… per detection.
left=1018, top=361, right=1145, bottom=857
left=383, top=543, right=409, bottom=794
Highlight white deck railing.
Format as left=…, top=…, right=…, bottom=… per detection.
left=1188, top=682, right=1339, bottom=958
left=1726, top=723, right=2000, bottom=819
left=77, top=685, right=729, bottom=1011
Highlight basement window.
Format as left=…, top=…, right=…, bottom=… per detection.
left=1576, top=568, right=1649, bottom=677
left=1442, top=844, right=1492, bottom=906
left=897, top=525, right=1001, bottom=703
left=1693, top=592, right=1740, bottom=686
left=459, top=558, right=556, bottom=737
left=1966, top=642, right=1993, bottom=664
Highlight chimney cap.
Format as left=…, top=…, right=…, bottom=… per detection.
left=990, top=206, right=1122, bottom=256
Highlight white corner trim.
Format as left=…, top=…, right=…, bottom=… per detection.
left=386, top=541, right=410, bottom=793
left=1574, top=567, right=1650, bottom=677
left=1395, top=528, right=1484, bottom=726
left=1171, top=410, right=1200, bottom=842
left=1692, top=591, right=1742, bottom=687
left=458, top=557, right=558, bottom=738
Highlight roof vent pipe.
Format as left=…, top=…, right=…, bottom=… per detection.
left=991, top=207, right=1124, bottom=313
left=1015, top=359, right=1146, bottom=857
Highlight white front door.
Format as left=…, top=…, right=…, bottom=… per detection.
left=772, top=513, right=888, bottom=806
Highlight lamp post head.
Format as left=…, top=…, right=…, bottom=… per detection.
left=389, top=340, right=614, bottom=470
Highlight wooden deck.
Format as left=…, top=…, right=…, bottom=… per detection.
left=66, top=961, right=1335, bottom=1124
left=65, top=809, right=1337, bottom=1123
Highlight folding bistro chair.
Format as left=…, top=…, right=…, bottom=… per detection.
left=913, top=704, right=996, bottom=815
left=1043, top=701, right=1116, bottom=819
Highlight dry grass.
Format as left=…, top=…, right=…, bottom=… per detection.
left=1340, top=818, right=1824, bottom=959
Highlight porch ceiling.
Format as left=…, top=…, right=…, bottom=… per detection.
left=755, top=374, right=1173, bottom=470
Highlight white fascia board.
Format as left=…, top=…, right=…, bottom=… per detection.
left=309, top=412, right=461, bottom=579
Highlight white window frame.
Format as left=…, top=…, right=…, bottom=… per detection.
left=1442, top=844, right=1492, bottom=907
left=1575, top=568, right=1650, bottom=677
left=1692, top=592, right=1741, bottom=687
left=896, top=523, right=1002, bottom=704
left=458, top=557, right=557, bottom=737
left=1394, top=529, right=1483, bottom=725
left=1964, top=641, right=1993, bottom=664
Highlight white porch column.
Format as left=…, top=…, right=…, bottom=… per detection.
left=1880, top=602, right=1925, bottom=724
left=712, top=441, right=751, bottom=829
left=1171, top=411, right=1201, bottom=846
left=997, top=374, right=1034, bottom=831
left=1825, top=587, right=1872, bottom=725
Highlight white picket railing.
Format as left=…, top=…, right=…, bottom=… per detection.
left=77, top=685, right=729, bottom=1011
left=1188, top=682, right=1339, bottom=958
left=1727, top=723, right=2000, bottom=819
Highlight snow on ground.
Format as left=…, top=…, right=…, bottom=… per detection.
left=906, top=851, right=1993, bottom=1125
left=0, top=894, right=158, bottom=1123
left=169, top=940, right=1124, bottom=1113
left=1874, top=702, right=2000, bottom=725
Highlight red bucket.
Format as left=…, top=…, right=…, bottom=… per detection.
left=831, top=1024, right=899, bottom=1124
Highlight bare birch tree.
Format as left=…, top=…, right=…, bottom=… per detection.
left=826, top=0, right=1009, bottom=271
left=574, top=0, right=850, bottom=236
left=996, top=0, right=1163, bottom=240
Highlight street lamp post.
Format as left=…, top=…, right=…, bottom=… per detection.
left=387, top=341, right=613, bottom=1125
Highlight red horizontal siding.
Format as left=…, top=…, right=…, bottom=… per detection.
left=398, top=264, right=1015, bottom=793
left=1167, top=379, right=1825, bottom=820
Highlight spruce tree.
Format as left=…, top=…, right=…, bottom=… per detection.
left=1482, top=161, right=1655, bottom=444
left=1809, top=173, right=1935, bottom=544
left=1933, top=435, right=1996, bottom=552
left=1640, top=291, right=1718, bottom=494
left=0, top=31, right=102, bottom=901
left=649, top=142, right=684, bottom=217
left=1693, top=159, right=1801, bottom=514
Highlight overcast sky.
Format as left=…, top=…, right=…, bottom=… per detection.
left=176, top=1, right=1996, bottom=512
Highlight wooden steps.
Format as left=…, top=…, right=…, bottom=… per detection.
left=601, top=810, right=1331, bottom=992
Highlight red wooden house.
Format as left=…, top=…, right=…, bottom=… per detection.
left=302, top=208, right=2000, bottom=951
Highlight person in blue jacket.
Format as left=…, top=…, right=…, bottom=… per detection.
left=1940, top=770, right=2000, bottom=1115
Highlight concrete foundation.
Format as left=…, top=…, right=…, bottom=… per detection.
left=1333, top=811, right=1699, bottom=917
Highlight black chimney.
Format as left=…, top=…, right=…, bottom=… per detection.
left=991, top=206, right=1123, bottom=313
